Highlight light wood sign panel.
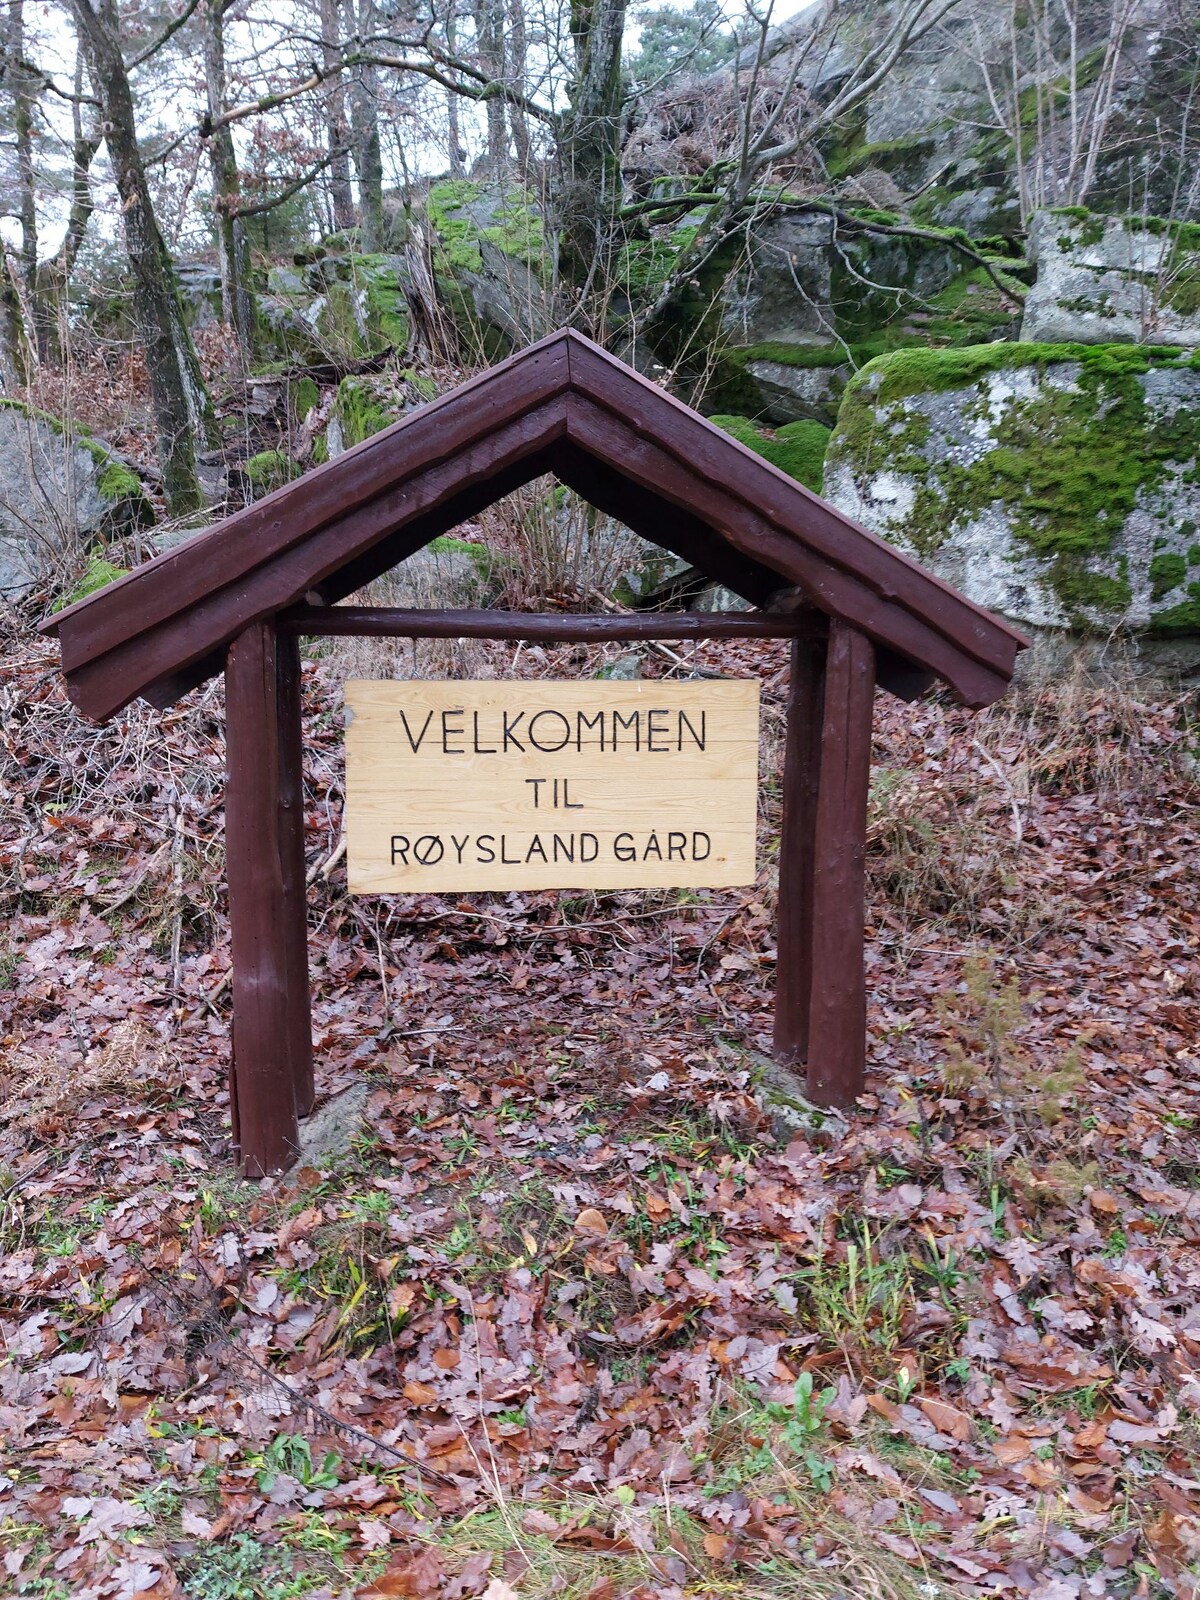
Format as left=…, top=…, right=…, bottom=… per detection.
left=345, top=679, right=760, bottom=893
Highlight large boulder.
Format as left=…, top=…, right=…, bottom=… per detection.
left=822, top=342, right=1200, bottom=670
left=0, top=403, right=152, bottom=600
left=426, top=180, right=552, bottom=350
left=1022, top=209, right=1200, bottom=348
left=711, top=209, right=1023, bottom=421
left=258, top=250, right=409, bottom=364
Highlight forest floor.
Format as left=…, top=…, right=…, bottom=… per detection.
left=2, top=617, right=1200, bottom=1600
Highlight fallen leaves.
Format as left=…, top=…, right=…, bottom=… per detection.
left=4, top=635, right=1200, bottom=1597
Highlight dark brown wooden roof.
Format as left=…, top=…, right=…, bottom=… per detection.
left=42, top=328, right=1026, bottom=719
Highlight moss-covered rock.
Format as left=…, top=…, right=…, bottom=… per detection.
left=1022, top=208, right=1200, bottom=349
left=823, top=340, right=1200, bottom=652
left=709, top=415, right=831, bottom=494
left=324, top=369, right=438, bottom=456
left=258, top=252, right=409, bottom=365
left=239, top=450, right=300, bottom=498
left=0, top=400, right=152, bottom=599
left=425, top=180, right=551, bottom=350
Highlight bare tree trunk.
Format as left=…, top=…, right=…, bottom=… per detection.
left=446, top=4, right=468, bottom=174
left=33, top=50, right=98, bottom=365
left=507, top=0, right=531, bottom=172
left=475, top=0, right=509, bottom=170
left=9, top=0, right=38, bottom=301
left=318, top=0, right=356, bottom=232
left=348, top=0, right=386, bottom=249
left=556, top=0, right=628, bottom=293
left=204, top=0, right=256, bottom=360
left=70, top=0, right=215, bottom=515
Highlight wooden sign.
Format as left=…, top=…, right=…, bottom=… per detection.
left=345, top=680, right=760, bottom=892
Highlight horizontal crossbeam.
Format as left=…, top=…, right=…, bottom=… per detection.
left=280, top=606, right=811, bottom=642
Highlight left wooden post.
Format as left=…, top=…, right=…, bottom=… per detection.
left=225, top=620, right=313, bottom=1176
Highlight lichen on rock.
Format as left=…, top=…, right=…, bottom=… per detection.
left=1022, top=208, right=1200, bottom=349
left=0, top=401, right=152, bottom=600
left=823, top=341, right=1200, bottom=652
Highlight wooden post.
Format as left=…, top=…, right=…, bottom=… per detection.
left=276, top=628, right=315, bottom=1118
left=805, top=619, right=876, bottom=1108
left=773, top=619, right=827, bottom=1067
left=225, top=621, right=310, bottom=1175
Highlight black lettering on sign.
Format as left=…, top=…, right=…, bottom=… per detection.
left=528, top=709, right=571, bottom=752
left=693, top=831, right=711, bottom=861
left=500, top=835, right=520, bottom=865
left=477, top=835, right=496, bottom=863
left=580, top=833, right=599, bottom=862
left=553, top=834, right=575, bottom=863
left=577, top=709, right=604, bottom=752
left=441, top=709, right=465, bottom=753
left=613, top=710, right=639, bottom=751
left=526, top=834, right=548, bottom=863
left=472, top=711, right=497, bottom=754
left=502, top=712, right=525, bottom=752
left=614, top=832, right=634, bottom=861
left=668, top=831, right=686, bottom=860
left=398, top=711, right=433, bottom=753
left=390, top=835, right=410, bottom=864
left=647, top=710, right=669, bottom=753
left=644, top=830, right=663, bottom=860
left=451, top=833, right=469, bottom=863
left=414, top=834, right=444, bottom=865
left=678, top=710, right=705, bottom=751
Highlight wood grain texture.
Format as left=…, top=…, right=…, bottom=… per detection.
left=345, top=680, right=759, bottom=893
left=805, top=620, right=876, bottom=1108
left=773, top=622, right=828, bottom=1068
left=276, top=629, right=314, bottom=1118
left=44, top=328, right=1024, bottom=723
left=283, top=607, right=812, bottom=640
left=225, top=622, right=302, bottom=1176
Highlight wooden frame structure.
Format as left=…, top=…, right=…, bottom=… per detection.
left=42, top=329, right=1026, bottom=1175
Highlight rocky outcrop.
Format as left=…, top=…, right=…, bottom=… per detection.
left=822, top=342, right=1200, bottom=668
left=426, top=181, right=553, bottom=349
left=1022, top=210, right=1200, bottom=348
left=258, top=249, right=409, bottom=365
left=0, top=404, right=152, bottom=600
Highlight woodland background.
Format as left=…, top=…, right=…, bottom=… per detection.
left=2, top=0, right=1200, bottom=1594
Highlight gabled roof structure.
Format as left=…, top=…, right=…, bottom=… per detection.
left=43, top=328, right=1026, bottom=721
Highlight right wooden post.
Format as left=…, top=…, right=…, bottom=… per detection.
left=774, top=616, right=876, bottom=1107
left=773, top=618, right=828, bottom=1069
left=805, top=619, right=876, bottom=1107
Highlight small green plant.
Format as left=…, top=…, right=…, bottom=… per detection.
left=938, top=956, right=1085, bottom=1126
left=767, top=1372, right=838, bottom=1492
left=254, top=1433, right=342, bottom=1493
left=799, top=1221, right=913, bottom=1372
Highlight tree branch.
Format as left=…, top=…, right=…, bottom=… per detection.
left=126, top=0, right=206, bottom=70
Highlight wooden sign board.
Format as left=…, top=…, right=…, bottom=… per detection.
left=345, top=680, right=760, bottom=893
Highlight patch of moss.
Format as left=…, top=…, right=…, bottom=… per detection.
left=708, top=415, right=831, bottom=493
left=847, top=340, right=1185, bottom=407
left=291, top=375, right=320, bottom=422
left=357, top=254, right=410, bottom=349
left=426, top=535, right=498, bottom=579
left=426, top=180, right=547, bottom=280
left=830, top=341, right=1200, bottom=626
left=0, top=397, right=152, bottom=524
left=244, top=450, right=299, bottom=492
left=56, top=556, right=128, bottom=610
left=1151, top=552, right=1188, bottom=600
left=736, top=341, right=846, bottom=369
left=333, top=376, right=392, bottom=448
